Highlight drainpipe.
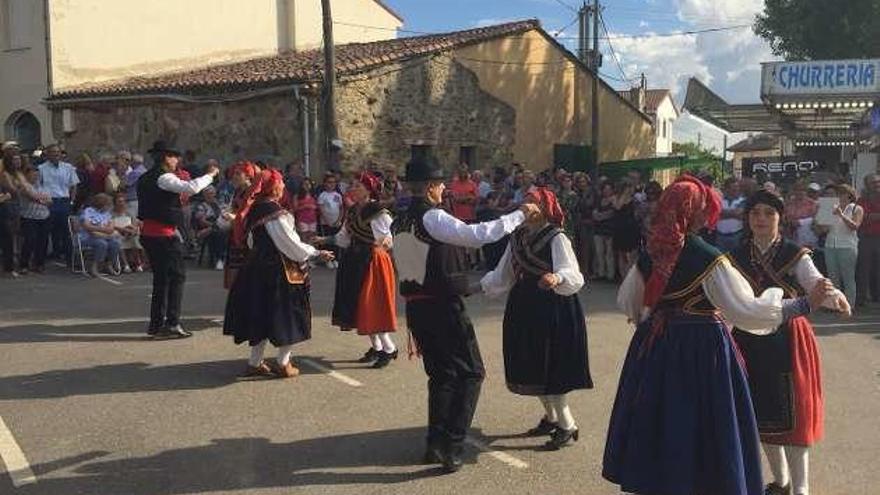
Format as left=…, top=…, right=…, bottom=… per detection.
left=294, top=86, right=310, bottom=177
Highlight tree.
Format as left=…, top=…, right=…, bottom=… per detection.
left=672, top=142, right=719, bottom=160
left=754, top=0, right=880, bottom=60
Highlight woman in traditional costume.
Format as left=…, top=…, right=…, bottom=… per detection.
left=731, top=191, right=849, bottom=495
left=603, top=175, right=840, bottom=495
left=223, top=169, right=334, bottom=378
left=481, top=187, right=592, bottom=450
left=323, top=172, right=398, bottom=368
left=222, top=161, right=259, bottom=289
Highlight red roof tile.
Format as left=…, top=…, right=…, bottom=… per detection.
left=52, top=20, right=539, bottom=99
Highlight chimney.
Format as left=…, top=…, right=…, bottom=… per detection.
left=629, top=73, right=647, bottom=113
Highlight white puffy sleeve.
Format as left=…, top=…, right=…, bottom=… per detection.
left=703, top=258, right=783, bottom=334
left=617, top=265, right=646, bottom=324
left=480, top=244, right=516, bottom=297
left=263, top=213, right=318, bottom=262
left=371, top=211, right=394, bottom=246
left=333, top=224, right=351, bottom=248
left=423, top=209, right=524, bottom=248
left=551, top=234, right=584, bottom=296
left=793, top=253, right=849, bottom=311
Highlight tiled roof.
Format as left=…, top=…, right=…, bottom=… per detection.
left=52, top=20, right=540, bottom=99
left=727, top=133, right=780, bottom=152
left=617, top=88, right=676, bottom=114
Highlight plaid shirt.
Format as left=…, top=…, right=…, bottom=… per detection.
left=19, top=183, right=50, bottom=220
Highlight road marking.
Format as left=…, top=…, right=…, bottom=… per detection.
left=464, top=437, right=529, bottom=469
left=211, top=319, right=224, bottom=325
left=95, top=275, right=123, bottom=286
left=0, top=315, right=223, bottom=329
left=813, top=321, right=880, bottom=328
left=51, top=261, right=66, bottom=268
left=0, top=416, right=36, bottom=487
left=297, top=358, right=363, bottom=387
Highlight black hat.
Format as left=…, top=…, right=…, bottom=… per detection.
left=403, top=156, right=446, bottom=182
left=147, top=140, right=181, bottom=157
left=745, top=190, right=784, bottom=215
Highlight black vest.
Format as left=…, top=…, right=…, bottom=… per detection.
left=393, top=199, right=470, bottom=297
left=510, top=224, right=562, bottom=279
left=728, top=238, right=807, bottom=298
left=137, top=166, right=184, bottom=227
left=637, top=234, right=725, bottom=315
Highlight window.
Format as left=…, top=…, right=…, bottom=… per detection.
left=662, top=120, right=667, bottom=139
left=411, top=144, right=433, bottom=162
left=3, top=0, right=33, bottom=50
left=459, top=146, right=476, bottom=168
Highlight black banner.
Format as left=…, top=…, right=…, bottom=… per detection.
left=741, top=156, right=823, bottom=183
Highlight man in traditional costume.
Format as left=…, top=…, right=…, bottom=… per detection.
left=480, top=187, right=592, bottom=450
left=223, top=169, right=334, bottom=378
left=604, top=175, right=841, bottom=495
left=731, top=191, right=849, bottom=495
left=392, top=156, right=540, bottom=473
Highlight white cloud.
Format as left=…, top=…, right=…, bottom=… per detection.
left=639, top=20, right=650, bottom=28
left=472, top=18, right=518, bottom=28
left=608, top=32, right=711, bottom=96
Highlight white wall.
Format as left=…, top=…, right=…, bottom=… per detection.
left=0, top=0, right=52, bottom=145
left=293, top=0, right=402, bottom=50
left=653, top=97, right=677, bottom=156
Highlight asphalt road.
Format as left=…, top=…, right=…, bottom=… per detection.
left=0, top=264, right=878, bottom=495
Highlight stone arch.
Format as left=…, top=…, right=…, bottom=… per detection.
left=4, top=110, right=42, bottom=151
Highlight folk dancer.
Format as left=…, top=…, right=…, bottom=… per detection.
left=480, top=187, right=593, bottom=450
left=392, top=156, right=540, bottom=473
left=223, top=169, right=334, bottom=378
left=731, top=191, right=850, bottom=495
left=137, top=141, right=219, bottom=339
left=603, top=175, right=841, bottom=495
left=223, top=161, right=260, bottom=288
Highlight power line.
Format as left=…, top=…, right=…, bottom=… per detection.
left=599, top=11, right=638, bottom=84
left=550, top=0, right=579, bottom=14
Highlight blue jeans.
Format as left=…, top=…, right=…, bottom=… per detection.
left=825, top=247, right=858, bottom=305
left=49, top=198, right=72, bottom=260
left=81, top=236, right=121, bottom=264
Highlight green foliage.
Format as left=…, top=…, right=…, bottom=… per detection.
left=754, top=0, right=880, bottom=60
left=672, top=142, right=720, bottom=160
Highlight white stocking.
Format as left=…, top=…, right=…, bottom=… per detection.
left=378, top=332, right=397, bottom=353
left=277, top=345, right=294, bottom=366
left=369, top=334, right=383, bottom=351
left=548, top=394, right=576, bottom=430
left=248, top=340, right=268, bottom=367
left=763, top=443, right=790, bottom=488
left=538, top=396, right=558, bottom=422
left=785, top=446, right=809, bottom=495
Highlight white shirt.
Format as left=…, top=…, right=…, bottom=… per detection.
left=422, top=209, right=525, bottom=249
left=477, top=180, right=492, bottom=199
left=617, top=254, right=846, bottom=334
left=826, top=202, right=861, bottom=250
left=716, top=196, right=744, bottom=234
left=156, top=172, right=214, bottom=195
left=318, top=191, right=343, bottom=226
left=481, top=230, right=584, bottom=297
left=38, top=161, right=79, bottom=198
left=335, top=211, right=393, bottom=249
left=247, top=212, right=317, bottom=263
left=79, top=207, right=112, bottom=240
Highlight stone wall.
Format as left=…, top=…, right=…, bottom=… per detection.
left=51, top=54, right=516, bottom=174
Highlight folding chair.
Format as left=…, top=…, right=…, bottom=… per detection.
left=67, top=215, right=91, bottom=275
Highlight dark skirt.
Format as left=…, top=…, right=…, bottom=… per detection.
left=503, top=279, right=592, bottom=395
left=331, top=242, right=373, bottom=329
left=223, top=254, right=311, bottom=347
left=603, top=312, right=764, bottom=495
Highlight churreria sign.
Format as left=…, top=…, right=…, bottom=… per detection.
left=762, top=59, right=880, bottom=97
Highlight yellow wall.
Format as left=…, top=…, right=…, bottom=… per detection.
left=453, top=29, right=655, bottom=169
left=47, top=0, right=402, bottom=90
left=294, top=0, right=402, bottom=50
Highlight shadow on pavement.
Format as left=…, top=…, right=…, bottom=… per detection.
left=0, top=356, right=331, bottom=400
left=811, top=309, right=880, bottom=339
left=22, top=430, right=454, bottom=494
left=0, top=318, right=217, bottom=344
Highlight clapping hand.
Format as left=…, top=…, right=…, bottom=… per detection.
left=316, top=250, right=335, bottom=263
left=806, top=278, right=836, bottom=310
left=832, top=206, right=842, bottom=217
left=538, top=272, right=561, bottom=291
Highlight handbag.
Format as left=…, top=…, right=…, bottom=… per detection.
left=281, top=256, right=308, bottom=285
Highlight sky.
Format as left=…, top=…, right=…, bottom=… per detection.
left=381, top=0, right=778, bottom=106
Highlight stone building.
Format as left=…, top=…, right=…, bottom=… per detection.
left=47, top=20, right=656, bottom=174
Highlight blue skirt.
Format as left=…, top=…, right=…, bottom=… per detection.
left=602, top=313, right=764, bottom=495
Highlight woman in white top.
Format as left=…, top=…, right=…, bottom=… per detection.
left=823, top=184, right=863, bottom=306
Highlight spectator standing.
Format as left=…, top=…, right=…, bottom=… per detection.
left=557, top=173, right=578, bottom=241
left=824, top=184, right=863, bottom=306
left=111, top=194, right=144, bottom=272
left=449, top=165, right=479, bottom=223
left=292, top=178, right=319, bottom=242
left=72, top=153, right=94, bottom=211
left=318, top=173, right=344, bottom=268
left=572, top=173, right=597, bottom=278
left=715, top=178, right=745, bottom=252
left=473, top=169, right=491, bottom=199
left=0, top=156, right=19, bottom=277
left=856, top=174, right=880, bottom=307
left=284, top=161, right=305, bottom=194
left=593, top=182, right=616, bottom=281
left=634, top=181, right=663, bottom=242
left=785, top=181, right=819, bottom=249
left=17, top=167, right=51, bottom=273
left=79, top=193, right=122, bottom=277
left=612, top=179, right=640, bottom=281
left=513, top=170, right=535, bottom=205
left=124, top=153, right=147, bottom=217
left=191, top=186, right=227, bottom=270
left=105, top=151, right=131, bottom=195
left=38, top=144, right=79, bottom=263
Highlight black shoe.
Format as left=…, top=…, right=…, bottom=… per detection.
left=764, top=483, right=792, bottom=495
left=543, top=427, right=578, bottom=451
left=146, top=326, right=162, bottom=336
left=440, top=445, right=463, bottom=473
left=153, top=325, right=193, bottom=340
left=423, top=445, right=443, bottom=465
left=357, top=348, right=380, bottom=363
left=371, top=349, right=398, bottom=369
left=525, top=417, right=559, bottom=437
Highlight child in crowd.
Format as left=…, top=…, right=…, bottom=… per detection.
left=292, top=178, right=318, bottom=243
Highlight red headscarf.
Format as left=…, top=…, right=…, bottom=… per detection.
left=643, top=174, right=721, bottom=309
left=232, top=169, right=284, bottom=247
left=525, top=187, right=565, bottom=227
left=359, top=171, right=382, bottom=199
left=230, top=161, right=260, bottom=181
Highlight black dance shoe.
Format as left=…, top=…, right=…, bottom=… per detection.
left=371, top=349, right=398, bottom=369
left=152, top=325, right=193, bottom=340
left=357, top=348, right=380, bottom=363
left=440, top=445, right=464, bottom=473
left=764, top=483, right=792, bottom=495
left=525, top=417, right=559, bottom=437
left=542, top=427, right=579, bottom=450
left=423, top=445, right=443, bottom=465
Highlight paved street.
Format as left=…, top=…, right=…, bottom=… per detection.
left=0, top=264, right=878, bottom=495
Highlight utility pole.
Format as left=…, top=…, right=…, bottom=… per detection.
left=589, top=0, right=600, bottom=182
left=321, top=0, right=338, bottom=171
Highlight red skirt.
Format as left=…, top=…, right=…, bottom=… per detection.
left=762, top=316, right=824, bottom=446
left=354, top=247, right=397, bottom=335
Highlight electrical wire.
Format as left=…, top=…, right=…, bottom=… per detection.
left=550, top=0, right=579, bottom=14
left=599, top=11, right=638, bottom=84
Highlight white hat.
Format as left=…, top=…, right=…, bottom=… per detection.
left=807, top=182, right=821, bottom=192
left=330, top=139, right=344, bottom=150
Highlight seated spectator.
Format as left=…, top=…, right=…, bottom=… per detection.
left=292, top=178, right=319, bottom=242
left=79, top=193, right=122, bottom=277
left=191, top=186, right=228, bottom=270
left=110, top=194, right=144, bottom=272
left=18, top=167, right=51, bottom=273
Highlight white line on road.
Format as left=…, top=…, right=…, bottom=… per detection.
left=96, top=275, right=123, bottom=286
left=464, top=437, right=529, bottom=469
left=0, top=315, right=223, bottom=329
left=0, top=416, right=36, bottom=487
left=298, top=358, right=364, bottom=387
left=813, top=321, right=879, bottom=328
left=51, top=262, right=66, bottom=268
